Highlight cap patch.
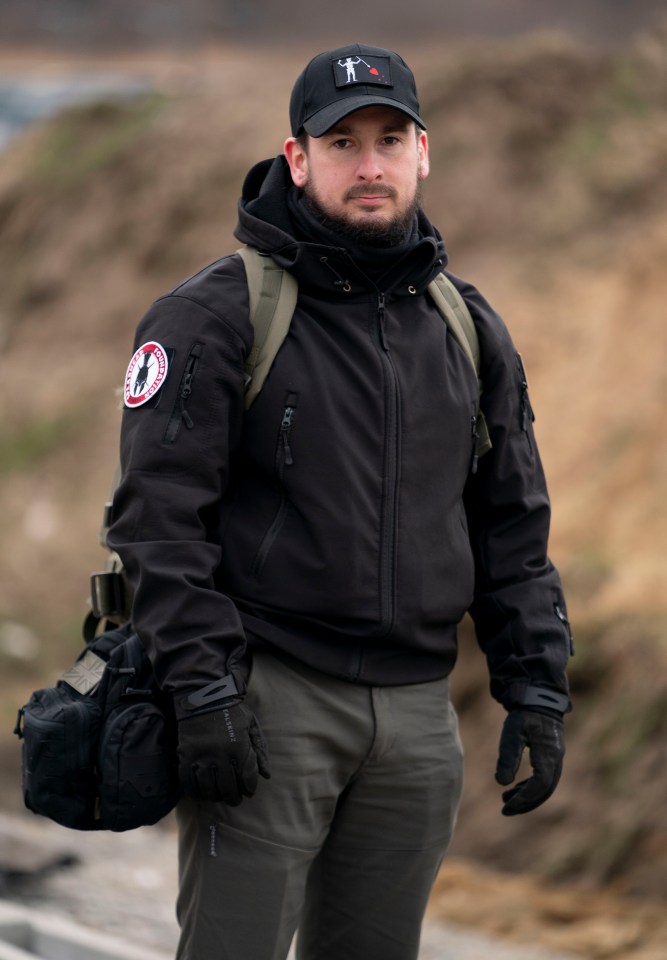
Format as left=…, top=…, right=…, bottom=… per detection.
left=333, top=55, right=391, bottom=88
left=124, top=341, right=169, bottom=408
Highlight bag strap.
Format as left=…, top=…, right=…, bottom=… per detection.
left=237, top=250, right=492, bottom=460
left=427, top=273, right=492, bottom=460
left=427, top=273, right=480, bottom=374
left=237, top=246, right=298, bottom=409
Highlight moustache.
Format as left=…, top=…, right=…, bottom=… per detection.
left=344, top=184, right=398, bottom=201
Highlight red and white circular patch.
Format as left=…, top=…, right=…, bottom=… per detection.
left=124, top=341, right=169, bottom=408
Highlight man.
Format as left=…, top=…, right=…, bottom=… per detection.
left=108, top=42, right=572, bottom=960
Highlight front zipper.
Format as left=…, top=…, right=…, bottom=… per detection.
left=375, top=292, right=399, bottom=639
left=163, top=343, right=203, bottom=444
left=470, top=402, right=480, bottom=475
left=252, top=394, right=298, bottom=577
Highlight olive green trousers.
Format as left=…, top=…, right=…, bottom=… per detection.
left=175, top=650, right=464, bottom=960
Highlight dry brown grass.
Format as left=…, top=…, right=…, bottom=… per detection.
left=430, top=858, right=667, bottom=959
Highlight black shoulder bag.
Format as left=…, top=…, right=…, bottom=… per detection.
left=14, top=622, right=178, bottom=832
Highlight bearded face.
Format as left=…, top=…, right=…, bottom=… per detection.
left=285, top=105, right=430, bottom=247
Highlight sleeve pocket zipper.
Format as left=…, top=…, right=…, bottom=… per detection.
left=516, top=352, right=535, bottom=434
left=555, top=602, right=575, bottom=656
left=163, top=343, right=204, bottom=445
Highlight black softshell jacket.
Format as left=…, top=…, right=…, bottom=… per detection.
left=108, top=156, right=572, bottom=710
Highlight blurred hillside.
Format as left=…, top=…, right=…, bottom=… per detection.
left=1, top=29, right=666, bottom=951
left=1, top=0, right=666, bottom=48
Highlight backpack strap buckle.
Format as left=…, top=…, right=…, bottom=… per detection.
left=90, top=569, right=127, bottom=621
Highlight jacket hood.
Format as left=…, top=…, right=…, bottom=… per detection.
left=234, top=155, right=448, bottom=297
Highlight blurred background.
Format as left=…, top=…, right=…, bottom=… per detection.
left=1, top=2, right=666, bottom=958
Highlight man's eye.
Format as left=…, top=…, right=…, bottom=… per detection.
left=332, top=138, right=352, bottom=149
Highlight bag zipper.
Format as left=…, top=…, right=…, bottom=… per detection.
left=69, top=694, right=99, bottom=773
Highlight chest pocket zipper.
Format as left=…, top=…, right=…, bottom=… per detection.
left=252, top=393, right=298, bottom=577
left=279, top=404, right=296, bottom=467
left=163, top=343, right=203, bottom=445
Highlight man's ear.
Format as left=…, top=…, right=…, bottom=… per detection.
left=284, top=137, right=309, bottom=188
left=417, top=130, right=430, bottom=180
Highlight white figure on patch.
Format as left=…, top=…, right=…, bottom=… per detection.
left=338, top=57, right=362, bottom=82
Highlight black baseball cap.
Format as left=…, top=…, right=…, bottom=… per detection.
left=289, top=43, right=426, bottom=138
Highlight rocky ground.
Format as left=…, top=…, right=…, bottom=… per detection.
left=0, top=810, right=577, bottom=960
left=2, top=786, right=666, bottom=960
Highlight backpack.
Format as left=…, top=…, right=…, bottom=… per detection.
left=15, top=622, right=178, bottom=832
left=89, top=245, right=491, bottom=627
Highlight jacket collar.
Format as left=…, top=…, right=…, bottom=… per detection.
left=234, top=156, right=448, bottom=298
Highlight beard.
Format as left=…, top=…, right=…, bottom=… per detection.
left=303, top=179, right=423, bottom=248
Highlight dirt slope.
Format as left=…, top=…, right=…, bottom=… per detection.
left=1, top=33, right=666, bottom=957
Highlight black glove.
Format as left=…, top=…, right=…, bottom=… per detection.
left=177, top=702, right=271, bottom=805
left=495, top=709, right=564, bottom=816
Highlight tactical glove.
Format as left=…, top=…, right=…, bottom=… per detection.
left=495, top=709, right=564, bottom=816
left=177, top=702, right=271, bottom=805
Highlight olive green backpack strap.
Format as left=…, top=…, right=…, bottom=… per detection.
left=237, top=246, right=298, bottom=409
left=89, top=247, right=298, bottom=631
left=427, top=272, right=492, bottom=461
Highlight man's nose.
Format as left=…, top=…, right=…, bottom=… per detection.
left=356, top=148, right=383, bottom=180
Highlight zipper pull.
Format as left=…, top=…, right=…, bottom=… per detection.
left=180, top=383, right=194, bottom=428
left=179, top=359, right=198, bottom=429
left=516, top=353, right=533, bottom=432
left=470, top=414, right=479, bottom=474
left=181, top=372, right=194, bottom=401
left=281, top=406, right=294, bottom=466
left=13, top=707, right=24, bottom=739
left=378, top=293, right=388, bottom=350
left=554, top=603, right=575, bottom=655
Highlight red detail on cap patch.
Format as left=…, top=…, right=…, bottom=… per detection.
left=369, top=68, right=379, bottom=75
left=124, top=341, right=169, bottom=408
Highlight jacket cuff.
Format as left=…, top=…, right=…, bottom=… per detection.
left=174, top=675, right=241, bottom=721
left=502, top=683, right=571, bottom=716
